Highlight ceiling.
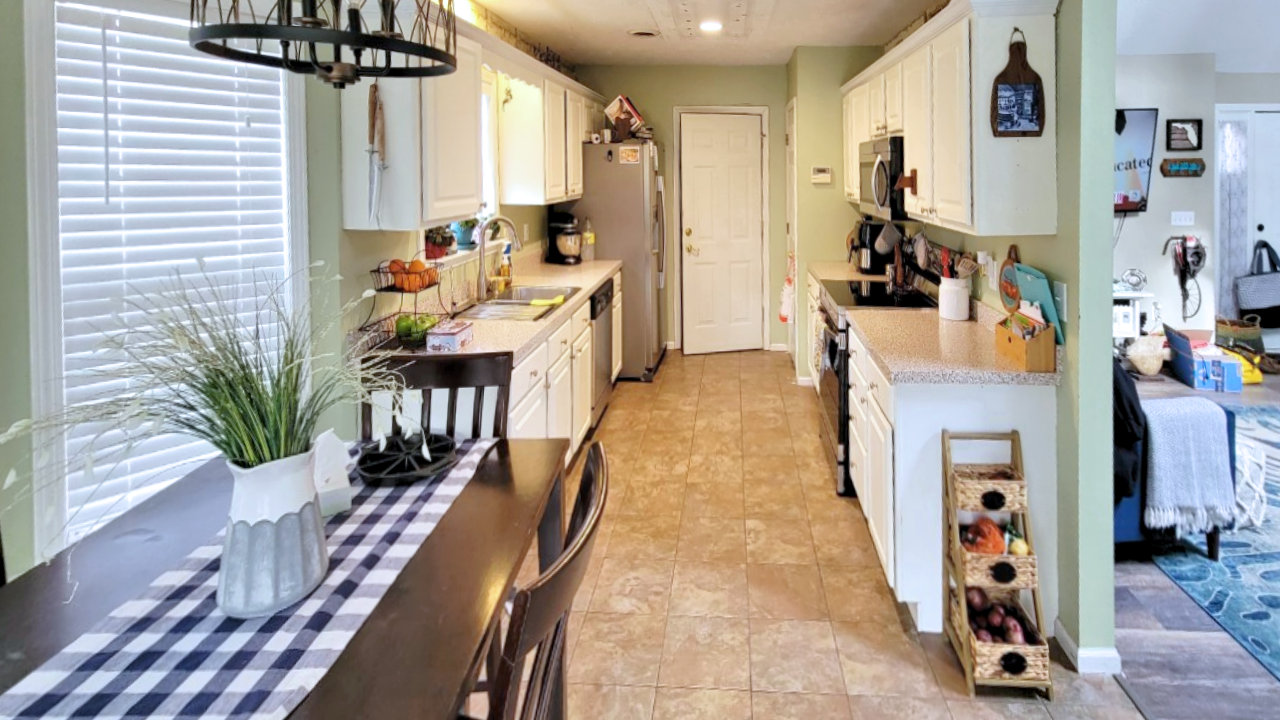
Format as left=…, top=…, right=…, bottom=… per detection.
left=1116, top=0, right=1280, bottom=73
left=475, top=0, right=938, bottom=65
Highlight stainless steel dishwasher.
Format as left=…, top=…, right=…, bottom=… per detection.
left=590, top=279, right=614, bottom=427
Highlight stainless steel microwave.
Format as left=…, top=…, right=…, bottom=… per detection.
left=859, top=136, right=907, bottom=221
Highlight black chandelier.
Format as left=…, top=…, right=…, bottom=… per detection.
left=189, top=1, right=457, bottom=88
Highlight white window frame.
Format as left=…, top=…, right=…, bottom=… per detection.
left=23, top=0, right=310, bottom=559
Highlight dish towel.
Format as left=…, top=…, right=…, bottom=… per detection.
left=1142, top=397, right=1236, bottom=535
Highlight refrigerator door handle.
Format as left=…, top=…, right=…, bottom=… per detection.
left=655, top=176, right=667, bottom=278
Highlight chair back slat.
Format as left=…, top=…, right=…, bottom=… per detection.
left=360, top=351, right=513, bottom=442
left=1, top=520, right=6, bottom=588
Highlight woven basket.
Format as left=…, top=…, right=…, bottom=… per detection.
left=953, top=471, right=1027, bottom=512
left=949, top=588, right=1050, bottom=683
left=960, top=546, right=1038, bottom=590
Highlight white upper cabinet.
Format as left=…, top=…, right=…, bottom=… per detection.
left=839, top=0, right=1058, bottom=236
left=930, top=20, right=972, bottom=228
left=341, top=36, right=483, bottom=231
left=868, top=73, right=886, bottom=139
left=566, top=90, right=585, bottom=198
left=900, top=44, right=933, bottom=218
left=422, top=36, right=483, bottom=224
left=844, top=83, right=871, bottom=202
left=882, top=63, right=903, bottom=135
left=498, top=75, right=591, bottom=206
left=842, top=91, right=856, bottom=200
left=543, top=79, right=568, bottom=202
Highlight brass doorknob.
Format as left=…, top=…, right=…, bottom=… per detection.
left=684, top=228, right=693, bottom=237
left=685, top=243, right=700, bottom=256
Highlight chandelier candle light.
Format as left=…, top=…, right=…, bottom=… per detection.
left=189, top=0, right=458, bottom=88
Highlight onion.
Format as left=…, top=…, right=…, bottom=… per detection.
left=1003, top=616, right=1025, bottom=645
left=975, top=629, right=994, bottom=643
left=966, top=587, right=991, bottom=612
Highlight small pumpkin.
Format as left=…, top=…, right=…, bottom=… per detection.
left=961, top=516, right=1006, bottom=555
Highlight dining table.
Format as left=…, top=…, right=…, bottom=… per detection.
left=0, top=437, right=571, bottom=720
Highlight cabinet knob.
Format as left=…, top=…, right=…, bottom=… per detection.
left=869, top=381, right=878, bottom=391
left=530, top=369, right=539, bottom=378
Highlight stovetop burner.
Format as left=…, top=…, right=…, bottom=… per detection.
left=820, top=279, right=938, bottom=310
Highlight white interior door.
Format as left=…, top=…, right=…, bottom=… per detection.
left=786, top=101, right=797, bottom=357
left=1250, top=113, right=1280, bottom=349
left=680, top=113, right=765, bottom=355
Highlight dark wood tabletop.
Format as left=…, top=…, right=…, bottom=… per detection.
left=0, top=438, right=569, bottom=720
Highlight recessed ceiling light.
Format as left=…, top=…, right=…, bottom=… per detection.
left=628, top=29, right=660, bottom=38
left=699, top=19, right=723, bottom=33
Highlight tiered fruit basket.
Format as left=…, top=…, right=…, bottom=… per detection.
left=942, top=431, right=1054, bottom=700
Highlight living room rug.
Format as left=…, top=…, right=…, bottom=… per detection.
left=1153, top=405, right=1280, bottom=681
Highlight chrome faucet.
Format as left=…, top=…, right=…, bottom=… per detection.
left=474, top=215, right=521, bottom=303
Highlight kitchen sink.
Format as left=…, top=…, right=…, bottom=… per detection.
left=456, top=303, right=553, bottom=322
left=487, top=285, right=581, bottom=304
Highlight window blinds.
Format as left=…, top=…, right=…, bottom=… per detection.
left=53, top=1, right=294, bottom=541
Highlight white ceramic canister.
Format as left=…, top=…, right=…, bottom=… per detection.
left=938, top=276, right=971, bottom=321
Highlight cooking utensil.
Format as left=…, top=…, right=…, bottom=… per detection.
left=912, top=233, right=930, bottom=268
left=999, top=244, right=1022, bottom=311
left=955, top=256, right=980, bottom=279
left=367, top=82, right=387, bottom=224
left=875, top=221, right=902, bottom=255
left=941, top=247, right=953, bottom=278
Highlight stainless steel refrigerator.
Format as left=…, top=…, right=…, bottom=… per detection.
left=560, top=140, right=666, bottom=381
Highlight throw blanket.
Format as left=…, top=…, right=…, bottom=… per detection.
left=1142, top=397, right=1236, bottom=535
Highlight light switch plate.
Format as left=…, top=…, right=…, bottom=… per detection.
left=1171, top=211, right=1196, bottom=227
left=1053, top=281, right=1068, bottom=327
left=987, top=259, right=999, bottom=292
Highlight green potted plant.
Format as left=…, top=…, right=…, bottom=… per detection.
left=452, top=218, right=479, bottom=248
left=1, top=272, right=399, bottom=618
left=424, top=225, right=456, bottom=259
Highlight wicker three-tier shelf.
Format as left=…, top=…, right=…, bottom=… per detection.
left=942, top=430, right=1054, bottom=700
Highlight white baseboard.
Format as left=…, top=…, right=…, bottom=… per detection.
left=796, top=376, right=815, bottom=387
left=664, top=341, right=678, bottom=350
left=768, top=343, right=790, bottom=352
left=1054, top=617, right=1123, bottom=675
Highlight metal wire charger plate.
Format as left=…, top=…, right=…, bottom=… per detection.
left=356, top=434, right=459, bottom=486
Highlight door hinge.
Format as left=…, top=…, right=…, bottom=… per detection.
left=786, top=221, right=791, bottom=234
left=785, top=133, right=790, bottom=146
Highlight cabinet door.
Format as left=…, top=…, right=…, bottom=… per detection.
left=566, top=91, right=585, bottom=197
left=571, top=328, right=593, bottom=452
left=867, top=398, right=895, bottom=589
left=543, top=79, right=568, bottom=202
left=509, top=385, right=548, bottom=440
left=498, top=74, right=547, bottom=206
left=930, top=20, right=972, bottom=227
left=901, top=44, right=933, bottom=218
left=842, top=91, right=856, bottom=200
left=422, top=35, right=482, bottom=225
left=848, top=83, right=871, bottom=197
left=868, top=74, right=886, bottom=139
left=547, top=350, right=573, bottom=461
left=883, top=63, right=903, bottom=134
left=611, top=293, right=623, bottom=381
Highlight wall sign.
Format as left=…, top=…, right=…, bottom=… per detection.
left=1166, top=118, right=1203, bottom=151
left=1160, top=158, right=1206, bottom=177
left=991, top=28, right=1045, bottom=138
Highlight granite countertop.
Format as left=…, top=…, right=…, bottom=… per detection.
left=847, top=307, right=1061, bottom=386
left=396, top=260, right=622, bottom=363
left=806, top=262, right=1059, bottom=386
left=807, top=260, right=892, bottom=284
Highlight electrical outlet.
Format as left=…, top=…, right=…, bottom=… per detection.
left=1053, top=281, right=1068, bottom=326
left=987, top=259, right=999, bottom=292
left=1171, top=211, right=1195, bottom=227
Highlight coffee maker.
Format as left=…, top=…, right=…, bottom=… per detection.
left=849, top=216, right=890, bottom=276
left=546, top=210, right=583, bottom=265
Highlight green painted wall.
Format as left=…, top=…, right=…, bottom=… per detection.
left=574, top=65, right=790, bottom=348
left=788, top=47, right=882, bottom=375
left=0, top=4, right=33, bottom=578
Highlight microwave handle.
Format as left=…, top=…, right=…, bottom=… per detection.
left=871, top=155, right=886, bottom=209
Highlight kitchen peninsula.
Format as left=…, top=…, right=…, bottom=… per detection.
left=807, top=261, right=1061, bottom=635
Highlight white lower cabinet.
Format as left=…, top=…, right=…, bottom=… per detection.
left=611, top=292, right=623, bottom=382
left=546, top=347, right=573, bottom=462
left=509, top=379, right=548, bottom=439
left=866, top=395, right=895, bottom=590
left=571, top=327, right=593, bottom=450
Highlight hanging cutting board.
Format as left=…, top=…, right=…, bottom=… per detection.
left=999, top=245, right=1022, bottom=311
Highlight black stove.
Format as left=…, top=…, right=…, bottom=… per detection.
left=820, top=280, right=938, bottom=310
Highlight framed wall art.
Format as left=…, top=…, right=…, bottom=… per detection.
left=1166, top=119, right=1203, bottom=151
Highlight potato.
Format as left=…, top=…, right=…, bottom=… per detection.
left=975, top=629, right=994, bottom=643
left=987, top=606, right=1005, bottom=629
left=1003, top=616, right=1025, bottom=645
left=966, top=587, right=990, bottom=613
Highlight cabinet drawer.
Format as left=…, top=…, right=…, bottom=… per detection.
left=511, top=343, right=549, bottom=405
left=847, top=329, right=868, bottom=376
left=572, top=300, right=591, bottom=337
left=866, top=356, right=893, bottom=419
left=848, top=385, right=867, bottom=449
left=549, top=319, right=573, bottom=363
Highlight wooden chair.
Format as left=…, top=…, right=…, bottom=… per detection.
left=361, top=351, right=513, bottom=442
left=0, top=520, right=6, bottom=588
left=463, top=443, right=610, bottom=720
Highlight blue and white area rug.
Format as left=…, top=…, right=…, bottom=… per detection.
left=1153, top=405, right=1280, bottom=681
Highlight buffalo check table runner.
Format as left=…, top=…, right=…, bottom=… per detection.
left=0, top=439, right=498, bottom=720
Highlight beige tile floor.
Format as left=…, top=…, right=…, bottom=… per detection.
left=551, top=350, right=1141, bottom=720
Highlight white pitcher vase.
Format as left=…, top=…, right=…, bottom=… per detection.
left=216, top=451, right=329, bottom=618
